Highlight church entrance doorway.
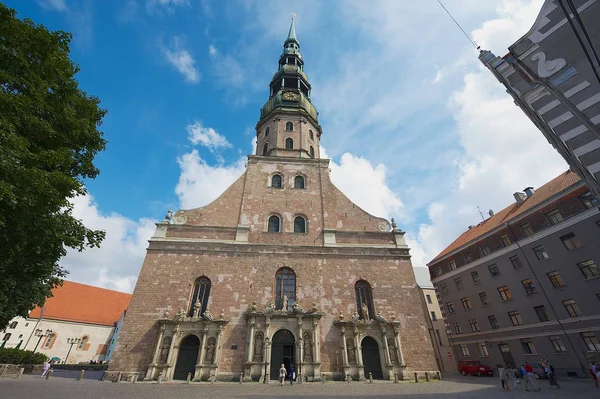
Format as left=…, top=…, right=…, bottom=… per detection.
left=173, top=335, right=200, bottom=380
left=361, top=336, right=383, bottom=380
left=270, top=329, right=295, bottom=380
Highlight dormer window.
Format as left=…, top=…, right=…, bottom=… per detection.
left=286, top=121, right=293, bottom=131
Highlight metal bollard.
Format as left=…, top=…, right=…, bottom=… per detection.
left=115, top=372, right=122, bottom=383
left=45, top=369, right=53, bottom=380
left=414, top=372, right=419, bottom=383
left=157, top=372, right=163, bottom=384
left=186, top=372, right=191, bottom=383
left=132, top=374, right=138, bottom=384
left=239, top=373, right=243, bottom=384
left=394, top=372, right=399, bottom=383
left=369, top=372, right=373, bottom=384
left=77, top=369, right=85, bottom=381
left=425, top=372, right=430, bottom=382
left=322, top=374, right=326, bottom=383
left=437, top=370, right=442, bottom=380
left=346, top=374, right=351, bottom=383
left=17, top=368, right=25, bottom=380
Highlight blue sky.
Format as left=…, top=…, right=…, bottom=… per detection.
left=7, top=0, right=568, bottom=291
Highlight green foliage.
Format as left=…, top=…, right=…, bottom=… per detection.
left=0, top=348, right=48, bottom=365
left=0, top=4, right=107, bottom=328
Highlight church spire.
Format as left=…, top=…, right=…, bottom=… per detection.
left=285, top=14, right=298, bottom=45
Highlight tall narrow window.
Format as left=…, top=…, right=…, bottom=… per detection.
left=508, top=310, right=523, bottom=326
left=446, top=302, right=455, bottom=314
left=547, top=271, right=565, bottom=287
left=77, top=335, right=89, bottom=350
left=286, top=121, right=293, bottom=131
left=550, top=336, right=567, bottom=352
left=426, top=294, right=432, bottom=304
left=309, top=146, right=315, bottom=158
left=309, top=130, right=314, bottom=140
left=285, top=138, right=294, bottom=149
left=293, top=216, right=306, bottom=233
left=582, top=332, right=600, bottom=351
left=448, top=260, right=456, bottom=270
left=488, top=315, right=499, bottom=329
left=469, top=318, right=479, bottom=332
left=455, top=278, right=464, bottom=290
left=534, top=305, right=551, bottom=322
left=521, top=278, right=537, bottom=296
left=275, top=267, right=296, bottom=310
left=459, top=344, right=469, bottom=356
left=355, top=280, right=374, bottom=320
left=521, top=339, right=536, bottom=354
left=2, top=333, right=11, bottom=342
left=500, top=234, right=511, bottom=247
left=453, top=322, right=462, bottom=334
left=563, top=299, right=582, bottom=317
left=294, top=176, right=305, bottom=189
left=546, top=209, right=563, bottom=225
left=510, top=256, right=523, bottom=269
left=488, top=264, right=501, bottom=277
left=189, top=277, right=211, bottom=317
left=498, top=285, right=512, bottom=301
left=271, top=174, right=283, bottom=188
left=480, top=245, right=491, bottom=256
left=268, top=215, right=281, bottom=232
left=533, top=246, right=549, bottom=260
left=8, top=321, right=17, bottom=329
left=479, top=292, right=490, bottom=306
left=561, top=233, right=582, bottom=250
left=265, top=127, right=270, bottom=137
left=43, top=333, right=56, bottom=349
left=521, top=222, right=534, bottom=237
left=262, top=143, right=269, bottom=156
left=478, top=342, right=489, bottom=357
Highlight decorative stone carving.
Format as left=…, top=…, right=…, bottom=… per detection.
left=308, top=302, right=318, bottom=313
left=350, top=311, right=360, bottom=323
left=218, top=310, right=225, bottom=321
left=375, top=310, right=388, bottom=323
left=161, top=309, right=170, bottom=319
left=164, top=209, right=173, bottom=223
left=192, top=300, right=202, bottom=319
left=531, top=52, right=566, bottom=78
left=361, top=302, right=370, bottom=320
left=174, top=308, right=186, bottom=322
left=388, top=338, right=398, bottom=364
left=346, top=338, right=356, bottom=364
left=203, top=309, right=214, bottom=321
left=303, top=332, right=313, bottom=362
left=378, top=221, right=389, bottom=231
left=391, top=218, right=397, bottom=231
left=173, top=214, right=187, bottom=225
left=250, top=301, right=258, bottom=312
left=205, top=337, right=216, bottom=364
left=159, top=336, right=172, bottom=364
left=281, top=295, right=289, bottom=311
left=292, top=301, right=304, bottom=314
left=339, top=312, right=345, bottom=321
left=264, top=301, right=275, bottom=313
left=253, top=332, right=264, bottom=362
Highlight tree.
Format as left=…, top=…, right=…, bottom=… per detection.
left=0, top=4, right=107, bottom=328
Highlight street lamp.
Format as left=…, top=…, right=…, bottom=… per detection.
left=65, top=338, right=81, bottom=364
left=33, top=329, right=53, bottom=352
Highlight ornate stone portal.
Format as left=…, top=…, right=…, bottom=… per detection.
left=144, top=310, right=229, bottom=381
left=243, top=302, right=323, bottom=382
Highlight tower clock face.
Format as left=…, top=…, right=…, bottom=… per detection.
left=283, top=91, right=299, bottom=101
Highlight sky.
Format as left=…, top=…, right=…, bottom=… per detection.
left=7, top=0, right=568, bottom=292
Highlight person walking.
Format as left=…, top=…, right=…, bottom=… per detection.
left=542, top=359, right=559, bottom=389
left=523, top=362, right=540, bottom=391
left=508, top=365, right=519, bottom=390
left=592, top=361, right=600, bottom=388
left=498, top=364, right=509, bottom=391
left=278, top=363, right=286, bottom=386
left=288, top=365, right=295, bottom=385
left=40, top=360, right=52, bottom=378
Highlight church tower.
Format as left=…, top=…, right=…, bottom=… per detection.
left=108, top=18, right=437, bottom=383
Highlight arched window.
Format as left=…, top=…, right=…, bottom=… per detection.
left=275, top=267, right=296, bottom=310
left=271, top=174, right=283, bottom=188
left=77, top=335, right=89, bottom=350
left=286, top=121, right=293, bottom=131
left=268, top=215, right=281, bottom=233
left=262, top=143, right=269, bottom=156
left=43, top=333, right=56, bottom=349
left=285, top=138, right=294, bottom=149
left=294, top=176, right=305, bottom=189
left=189, top=277, right=211, bottom=317
left=309, top=130, right=314, bottom=140
left=294, top=216, right=307, bottom=233
left=355, top=280, right=374, bottom=320
left=309, top=146, right=315, bottom=158
left=265, top=127, right=270, bottom=137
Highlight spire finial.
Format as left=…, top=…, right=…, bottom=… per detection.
left=286, top=14, right=297, bottom=43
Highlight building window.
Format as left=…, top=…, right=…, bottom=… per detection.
left=546, top=209, right=563, bottom=225
left=480, top=245, right=491, bottom=256
left=488, top=315, right=499, bottom=329
left=294, top=175, right=305, bottom=189
left=521, top=339, right=536, bottom=355
left=293, top=216, right=307, bottom=233
left=43, top=333, right=56, bottom=349
left=77, top=336, right=89, bottom=350
left=436, top=330, right=443, bottom=345
left=309, top=130, right=314, bottom=140
left=500, top=234, right=511, bottom=247
left=477, top=342, right=489, bottom=357
left=560, top=233, right=582, bottom=250
left=262, top=143, right=269, bottom=156
left=426, top=294, right=432, bottom=304
left=285, top=121, right=293, bottom=131
left=578, top=260, right=600, bottom=279
left=285, top=138, right=294, bottom=149
left=498, top=285, right=512, bottom=301
left=265, top=127, right=270, bottom=137
left=189, top=277, right=211, bottom=317
left=355, top=280, right=374, bottom=320
left=276, top=267, right=296, bottom=310
left=453, top=322, right=462, bottom=334
left=521, top=222, right=534, bottom=237
left=469, top=318, right=479, bottom=332
left=271, top=174, right=283, bottom=188
left=440, top=283, right=448, bottom=295
left=2, top=333, right=11, bottom=342
left=430, top=311, right=437, bottom=321
left=434, top=267, right=442, bottom=277
left=580, top=191, right=600, bottom=208
left=510, top=256, right=523, bottom=270
left=461, top=297, right=472, bottom=310
left=547, top=271, right=565, bottom=287
left=533, top=246, right=549, bottom=261
left=459, top=344, right=469, bottom=356
left=455, top=278, right=464, bottom=290
left=550, top=336, right=567, bottom=352
left=309, top=146, right=315, bottom=158
left=534, top=305, right=551, bottom=322
left=488, top=264, right=501, bottom=277
left=563, top=299, right=582, bottom=317
left=268, top=215, right=281, bottom=232
left=471, top=271, right=480, bottom=283
left=464, top=253, right=473, bottom=263
left=508, top=310, right=523, bottom=326
left=449, top=260, right=456, bottom=270
left=446, top=302, right=455, bottom=314
left=582, top=332, right=600, bottom=351
left=8, top=321, right=17, bottom=329
left=521, top=279, right=537, bottom=296
left=479, top=292, right=490, bottom=306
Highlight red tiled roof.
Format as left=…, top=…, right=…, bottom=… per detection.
left=29, top=281, right=131, bottom=326
left=428, top=170, right=582, bottom=265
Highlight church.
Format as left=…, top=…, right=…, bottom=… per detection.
left=108, top=19, right=437, bottom=382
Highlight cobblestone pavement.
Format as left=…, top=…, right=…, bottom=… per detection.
left=1, top=374, right=598, bottom=399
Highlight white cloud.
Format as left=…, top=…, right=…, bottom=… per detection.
left=60, top=194, right=157, bottom=293
left=208, top=44, right=218, bottom=59
left=146, top=0, right=189, bottom=14
left=186, top=121, right=232, bottom=150
left=206, top=44, right=246, bottom=90
left=37, top=0, right=67, bottom=11
left=161, top=37, right=200, bottom=83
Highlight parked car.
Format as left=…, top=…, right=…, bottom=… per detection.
left=457, top=360, right=494, bottom=376
left=516, top=363, right=548, bottom=379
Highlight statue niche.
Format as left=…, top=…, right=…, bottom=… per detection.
left=346, top=338, right=356, bottom=364
left=159, top=336, right=172, bottom=364
left=205, top=337, right=216, bottom=364
left=387, top=337, right=398, bottom=364
left=303, top=331, right=313, bottom=362
left=253, top=332, right=264, bottom=362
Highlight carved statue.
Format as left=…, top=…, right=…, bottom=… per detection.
left=174, top=308, right=186, bottom=322
left=264, top=301, right=275, bottom=314
left=250, top=301, right=258, bottom=312
left=350, top=311, right=360, bottom=323
left=361, top=302, right=370, bottom=320
left=292, top=301, right=304, bottom=314
left=388, top=338, right=398, bottom=363
left=347, top=338, right=356, bottom=364
left=253, top=332, right=264, bottom=362
left=281, top=295, right=289, bottom=311
left=218, top=309, right=225, bottom=320
left=203, top=309, right=214, bottom=321
left=192, top=300, right=202, bottom=319
left=375, top=310, right=388, bottom=323
left=205, top=337, right=216, bottom=363
left=339, top=312, right=345, bottom=321
left=159, top=336, right=172, bottom=364
left=165, top=209, right=173, bottom=223
left=161, top=309, right=170, bottom=319
left=303, top=332, right=313, bottom=362
left=310, top=302, right=318, bottom=313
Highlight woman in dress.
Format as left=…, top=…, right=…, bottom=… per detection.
left=279, top=363, right=287, bottom=386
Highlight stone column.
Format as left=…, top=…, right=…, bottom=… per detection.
left=193, top=326, right=208, bottom=381
left=393, top=326, right=407, bottom=380
left=165, top=326, right=180, bottom=380
left=297, top=316, right=303, bottom=374
left=355, top=328, right=365, bottom=381
left=145, top=325, right=165, bottom=380
left=247, top=318, right=255, bottom=363
left=313, top=319, right=321, bottom=363
left=341, top=327, right=349, bottom=366
left=214, top=325, right=224, bottom=373
left=382, top=327, right=392, bottom=365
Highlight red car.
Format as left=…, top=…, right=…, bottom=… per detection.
left=458, top=360, right=494, bottom=376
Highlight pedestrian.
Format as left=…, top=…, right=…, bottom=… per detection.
left=523, top=362, right=540, bottom=391
left=288, top=365, right=295, bottom=385
left=593, top=361, right=600, bottom=388
left=507, top=364, right=518, bottom=390
left=278, top=363, right=286, bottom=386
left=40, top=360, right=52, bottom=378
left=543, top=360, right=559, bottom=389
left=498, top=364, right=509, bottom=391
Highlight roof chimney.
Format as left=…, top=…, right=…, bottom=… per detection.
left=524, top=186, right=535, bottom=197
left=513, top=192, right=526, bottom=205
